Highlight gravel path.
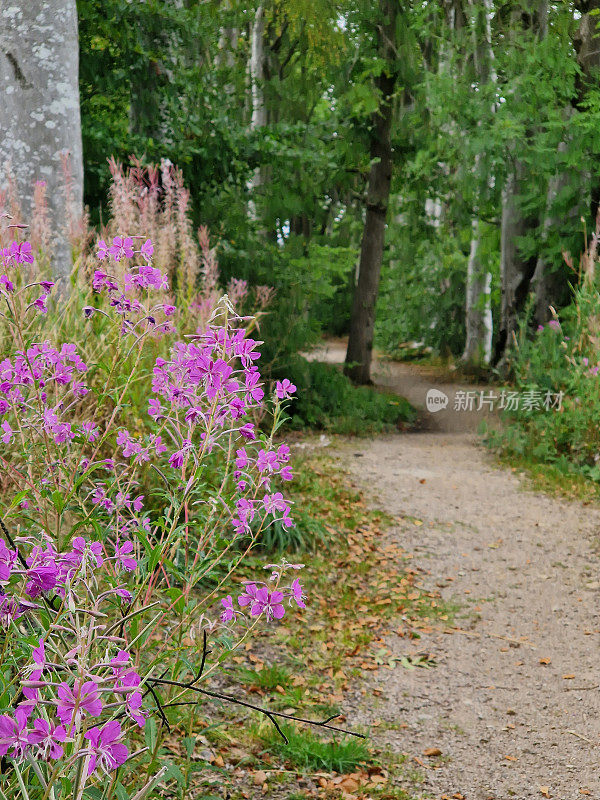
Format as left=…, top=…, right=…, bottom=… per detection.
left=317, top=344, right=600, bottom=799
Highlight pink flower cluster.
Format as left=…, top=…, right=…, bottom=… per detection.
left=0, top=641, right=141, bottom=775
left=0, top=228, right=307, bottom=787
left=91, top=236, right=173, bottom=334
left=0, top=240, right=34, bottom=269
left=0, top=238, right=54, bottom=311
left=221, top=562, right=307, bottom=624
left=537, top=319, right=561, bottom=332
left=0, top=341, right=90, bottom=446
left=0, top=533, right=132, bottom=625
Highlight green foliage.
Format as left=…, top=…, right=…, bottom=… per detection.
left=282, top=358, right=416, bottom=433
left=377, top=213, right=498, bottom=358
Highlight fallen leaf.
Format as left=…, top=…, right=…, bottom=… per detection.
left=539, top=657, right=552, bottom=665
left=423, top=747, right=442, bottom=757
left=339, top=777, right=359, bottom=793
left=579, top=790, right=591, bottom=796
left=562, top=674, right=575, bottom=680
left=539, top=787, right=551, bottom=798
left=252, top=771, right=267, bottom=786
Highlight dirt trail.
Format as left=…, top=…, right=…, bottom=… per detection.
left=317, top=342, right=600, bottom=800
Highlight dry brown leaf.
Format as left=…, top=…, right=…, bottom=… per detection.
left=423, top=747, right=442, bottom=757
left=539, top=657, right=552, bottom=665
left=539, top=787, right=551, bottom=798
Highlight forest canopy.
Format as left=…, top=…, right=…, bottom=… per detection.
left=74, top=1, right=600, bottom=377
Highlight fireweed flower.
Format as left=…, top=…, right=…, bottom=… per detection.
left=114, top=671, right=146, bottom=728
left=221, top=595, right=239, bottom=623
left=110, top=650, right=131, bottom=678
left=275, top=378, right=296, bottom=399
left=251, top=587, right=285, bottom=620
left=56, top=680, right=103, bottom=727
left=0, top=275, right=14, bottom=293
left=109, top=236, right=135, bottom=261
left=238, top=583, right=259, bottom=609
left=1, top=420, right=12, bottom=444
left=27, top=718, right=67, bottom=760
left=33, top=294, right=48, bottom=314
left=96, top=239, right=110, bottom=260
left=290, top=579, right=306, bottom=609
left=0, top=541, right=16, bottom=580
left=140, top=238, right=154, bottom=262
left=115, top=539, right=137, bottom=571
left=84, top=720, right=129, bottom=774
left=0, top=710, right=29, bottom=760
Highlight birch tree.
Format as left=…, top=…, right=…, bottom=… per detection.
left=247, top=4, right=267, bottom=225
left=461, top=0, right=494, bottom=367
left=0, top=0, right=83, bottom=281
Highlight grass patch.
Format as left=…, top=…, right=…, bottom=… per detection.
left=486, top=433, right=600, bottom=504
left=258, top=723, right=370, bottom=773
left=235, top=664, right=292, bottom=691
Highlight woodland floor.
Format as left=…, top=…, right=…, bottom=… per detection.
left=312, top=342, right=600, bottom=800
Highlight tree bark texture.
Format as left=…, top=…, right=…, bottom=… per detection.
left=0, top=0, right=83, bottom=281
left=345, top=0, right=398, bottom=385
left=247, top=4, right=266, bottom=224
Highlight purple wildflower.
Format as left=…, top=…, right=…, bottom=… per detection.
left=27, top=718, right=67, bottom=760
left=250, top=587, right=285, bottom=621
left=56, top=680, right=103, bottom=727
left=0, top=710, right=29, bottom=760
left=84, top=720, right=129, bottom=774
left=290, top=578, right=306, bottom=609
left=275, top=379, right=296, bottom=399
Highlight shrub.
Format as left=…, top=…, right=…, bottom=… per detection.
left=281, top=358, right=416, bottom=434
left=486, top=282, right=600, bottom=482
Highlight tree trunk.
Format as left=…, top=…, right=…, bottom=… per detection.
left=531, top=136, right=574, bottom=325
left=0, top=0, right=83, bottom=282
left=247, top=4, right=267, bottom=224
left=462, top=0, right=494, bottom=367
left=344, top=0, right=399, bottom=385
left=463, top=217, right=493, bottom=364
left=495, top=168, right=537, bottom=369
